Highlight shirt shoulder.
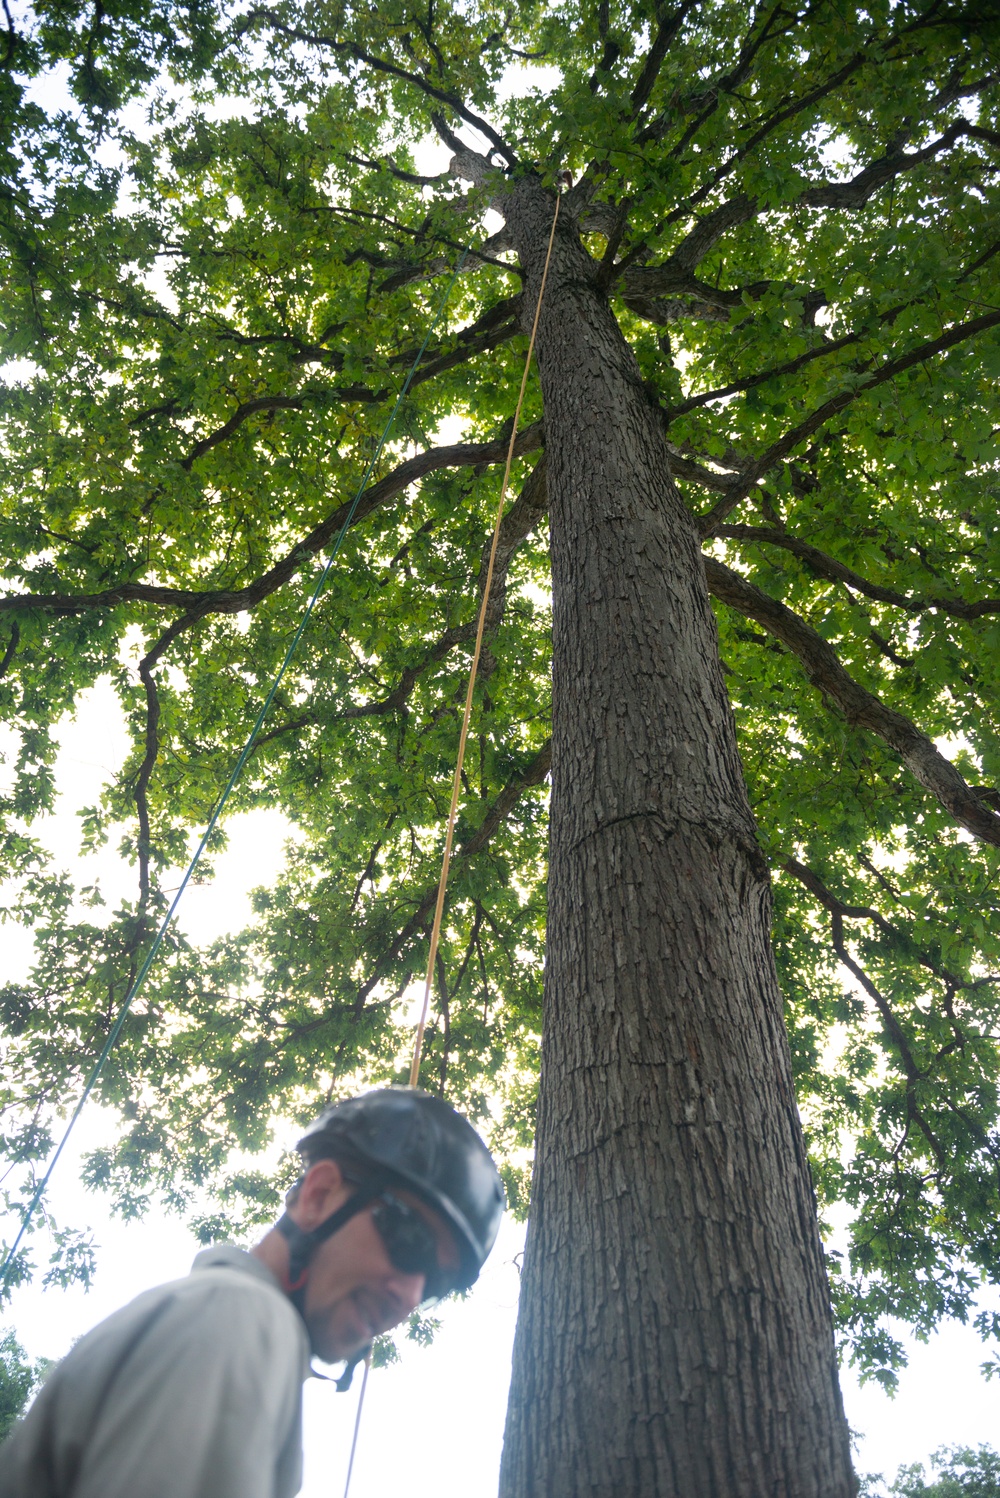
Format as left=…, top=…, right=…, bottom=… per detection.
left=0, top=1248, right=309, bottom=1498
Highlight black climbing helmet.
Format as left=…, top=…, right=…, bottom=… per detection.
left=296, top=1087, right=505, bottom=1293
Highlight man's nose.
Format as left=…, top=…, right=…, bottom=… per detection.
left=388, top=1270, right=427, bottom=1319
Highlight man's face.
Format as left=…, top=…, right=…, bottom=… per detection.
left=292, top=1160, right=461, bottom=1363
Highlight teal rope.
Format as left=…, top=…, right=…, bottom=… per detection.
left=1, top=250, right=470, bottom=1286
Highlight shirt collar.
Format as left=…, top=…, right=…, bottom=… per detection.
left=191, top=1242, right=286, bottom=1292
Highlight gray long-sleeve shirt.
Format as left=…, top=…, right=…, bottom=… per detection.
left=0, top=1245, right=310, bottom=1498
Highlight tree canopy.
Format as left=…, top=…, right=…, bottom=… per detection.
left=0, top=1328, right=47, bottom=1442
left=862, top=1445, right=1000, bottom=1498
left=1, top=0, right=999, bottom=1392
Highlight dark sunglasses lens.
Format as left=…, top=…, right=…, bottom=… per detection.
left=372, top=1197, right=450, bottom=1297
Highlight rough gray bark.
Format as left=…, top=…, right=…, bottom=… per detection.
left=497, top=181, right=855, bottom=1498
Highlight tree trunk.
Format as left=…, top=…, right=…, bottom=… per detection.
left=497, top=182, right=855, bottom=1498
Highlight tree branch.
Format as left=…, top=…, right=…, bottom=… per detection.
left=0, top=424, right=545, bottom=620
left=173, top=293, right=522, bottom=467
left=180, top=395, right=349, bottom=470
left=131, top=613, right=197, bottom=911
left=334, top=454, right=548, bottom=720
left=628, top=117, right=992, bottom=285
left=781, top=856, right=980, bottom=993
left=335, top=624, right=475, bottom=722
left=663, top=316, right=888, bottom=416
left=238, top=11, right=517, bottom=167
left=703, top=556, right=1000, bottom=846
left=716, top=526, right=1000, bottom=620
left=629, top=1, right=697, bottom=119
left=830, top=912, right=946, bottom=1169
left=666, top=447, right=742, bottom=494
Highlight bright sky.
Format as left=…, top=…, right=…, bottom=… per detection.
left=1, top=681, right=998, bottom=1492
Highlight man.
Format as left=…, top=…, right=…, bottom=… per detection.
left=0, top=1087, right=504, bottom=1498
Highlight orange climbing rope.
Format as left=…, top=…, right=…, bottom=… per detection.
left=340, top=189, right=560, bottom=1498
left=408, top=189, right=561, bottom=1089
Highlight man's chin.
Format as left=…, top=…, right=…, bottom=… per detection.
left=306, top=1315, right=372, bottom=1366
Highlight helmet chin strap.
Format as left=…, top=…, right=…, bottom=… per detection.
left=275, top=1181, right=384, bottom=1391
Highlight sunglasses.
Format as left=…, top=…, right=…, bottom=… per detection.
left=369, top=1193, right=457, bottom=1302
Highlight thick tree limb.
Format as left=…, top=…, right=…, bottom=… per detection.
left=703, top=556, right=1000, bottom=847
left=621, top=265, right=772, bottom=325
left=0, top=424, right=544, bottom=620
left=666, top=447, right=742, bottom=494
left=629, top=1, right=698, bottom=118
left=717, top=525, right=1000, bottom=619
left=629, top=118, right=992, bottom=286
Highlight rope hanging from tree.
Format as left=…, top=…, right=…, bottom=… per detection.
left=340, top=188, right=561, bottom=1498
left=408, top=189, right=561, bottom=1087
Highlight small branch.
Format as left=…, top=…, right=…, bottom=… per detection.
left=781, top=856, right=988, bottom=994
left=336, top=624, right=475, bottom=722
left=0, top=621, right=19, bottom=679
left=434, top=948, right=451, bottom=1097
left=334, top=452, right=548, bottom=720
left=630, top=117, right=990, bottom=285
left=700, top=305, right=1000, bottom=530
left=131, top=613, right=195, bottom=911
left=343, top=150, right=446, bottom=188
left=830, top=913, right=946, bottom=1170
left=831, top=914, right=922, bottom=1079
left=656, top=1, right=790, bottom=157
left=782, top=857, right=898, bottom=939
left=354, top=738, right=552, bottom=1012
left=748, top=305, right=1000, bottom=478
left=181, top=396, right=320, bottom=469
left=349, top=819, right=395, bottom=915
left=663, top=317, right=887, bottom=416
